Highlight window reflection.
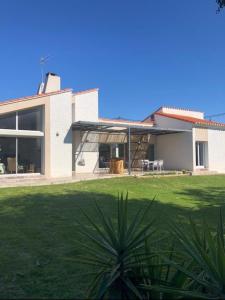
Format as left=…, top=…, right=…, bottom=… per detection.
left=0, top=113, right=16, bottom=129
left=0, top=107, right=43, bottom=131
left=0, top=137, right=42, bottom=175
left=18, top=138, right=42, bottom=173
left=18, top=107, right=42, bottom=131
left=0, top=137, right=16, bottom=174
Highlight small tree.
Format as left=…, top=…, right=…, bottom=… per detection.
left=217, top=0, right=225, bottom=10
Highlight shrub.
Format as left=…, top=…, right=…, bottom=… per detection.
left=169, top=210, right=225, bottom=299
left=74, top=193, right=160, bottom=299
left=73, top=194, right=225, bottom=299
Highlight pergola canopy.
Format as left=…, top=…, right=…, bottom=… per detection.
left=72, top=120, right=191, bottom=175
left=72, top=120, right=191, bottom=135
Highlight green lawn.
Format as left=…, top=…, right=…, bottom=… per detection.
left=0, top=175, right=225, bottom=299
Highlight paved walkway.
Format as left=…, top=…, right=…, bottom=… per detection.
left=0, top=170, right=194, bottom=189
left=0, top=173, right=128, bottom=188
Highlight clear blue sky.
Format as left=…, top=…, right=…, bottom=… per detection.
left=0, top=0, right=225, bottom=121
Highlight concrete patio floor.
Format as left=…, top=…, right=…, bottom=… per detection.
left=0, top=170, right=200, bottom=188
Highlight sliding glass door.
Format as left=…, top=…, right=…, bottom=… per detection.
left=0, top=137, right=16, bottom=174
left=195, top=141, right=206, bottom=168
left=99, top=143, right=125, bottom=168
left=0, top=137, right=42, bottom=175
left=17, top=138, right=42, bottom=173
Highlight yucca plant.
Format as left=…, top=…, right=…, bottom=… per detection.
left=73, top=196, right=225, bottom=299
left=139, top=241, right=201, bottom=299
left=157, top=209, right=225, bottom=299
left=73, top=193, right=161, bottom=299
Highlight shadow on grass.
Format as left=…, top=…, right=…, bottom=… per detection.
left=0, top=186, right=224, bottom=299
left=176, top=186, right=225, bottom=206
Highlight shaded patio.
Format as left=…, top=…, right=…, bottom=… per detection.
left=72, top=119, right=191, bottom=175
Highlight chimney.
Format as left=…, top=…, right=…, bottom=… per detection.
left=37, top=72, right=61, bottom=94
left=37, top=82, right=45, bottom=94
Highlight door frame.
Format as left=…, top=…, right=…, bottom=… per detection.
left=195, top=141, right=207, bottom=169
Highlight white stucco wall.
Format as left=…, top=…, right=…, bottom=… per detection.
left=156, top=131, right=194, bottom=170
left=208, top=129, right=225, bottom=172
left=159, top=107, right=204, bottom=119
left=73, top=90, right=99, bottom=122
left=192, top=128, right=208, bottom=169
left=72, top=90, right=99, bottom=173
left=49, top=92, right=72, bottom=177
left=72, top=130, right=99, bottom=173
left=154, top=115, right=193, bottom=130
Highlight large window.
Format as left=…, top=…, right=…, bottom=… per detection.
left=0, top=137, right=16, bottom=174
left=99, top=143, right=125, bottom=168
left=18, top=138, right=42, bottom=173
left=18, top=108, right=42, bottom=131
left=147, top=144, right=155, bottom=161
left=0, top=137, right=42, bottom=175
left=0, top=107, right=43, bottom=131
left=99, top=144, right=111, bottom=168
left=0, top=112, right=16, bottom=129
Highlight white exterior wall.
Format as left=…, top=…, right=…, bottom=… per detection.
left=73, top=90, right=98, bottom=122
left=156, top=131, right=194, bottom=170
left=159, top=107, right=204, bottom=119
left=72, top=90, right=99, bottom=173
left=154, top=115, right=193, bottom=130
left=49, top=92, right=72, bottom=177
left=192, top=128, right=209, bottom=170
left=73, top=130, right=99, bottom=173
left=208, top=129, right=225, bottom=172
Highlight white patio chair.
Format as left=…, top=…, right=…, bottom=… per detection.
left=158, top=160, right=164, bottom=172
left=152, top=160, right=158, bottom=171
left=144, top=160, right=150, bottom=171
left=140, top=160, right=149, bottom=172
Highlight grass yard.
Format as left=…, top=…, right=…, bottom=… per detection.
left=0, top=175, right=225, bottom=299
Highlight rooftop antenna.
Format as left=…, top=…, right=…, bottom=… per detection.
left=40, top=55, right=50, bottom=83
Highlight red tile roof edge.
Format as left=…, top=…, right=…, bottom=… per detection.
left=142, top=106, right=204, bottom=123
left=0, top=88, right=72, bottom=107
left=155, top=112, right=225, bottom=127
left=73, top=88, right=99, bottom=96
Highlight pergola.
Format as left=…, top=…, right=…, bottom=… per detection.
left=72, top=120, right=191, bottom=174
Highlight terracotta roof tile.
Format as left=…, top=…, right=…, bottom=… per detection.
left=0, top=89, right=72, bottom=107
left=73, top=88, right=99, bottom=96
left=155, top=112, right=225, bottom=127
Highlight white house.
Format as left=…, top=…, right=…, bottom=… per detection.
left=0, top=72, right=225, bottom=178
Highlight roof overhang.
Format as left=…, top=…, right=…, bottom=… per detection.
left=194, top=124, right=225, bottom=131
left=72, top=120, right=191, bottom=135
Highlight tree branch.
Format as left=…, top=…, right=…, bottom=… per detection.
left=217, top=0, right=225, bottom=10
